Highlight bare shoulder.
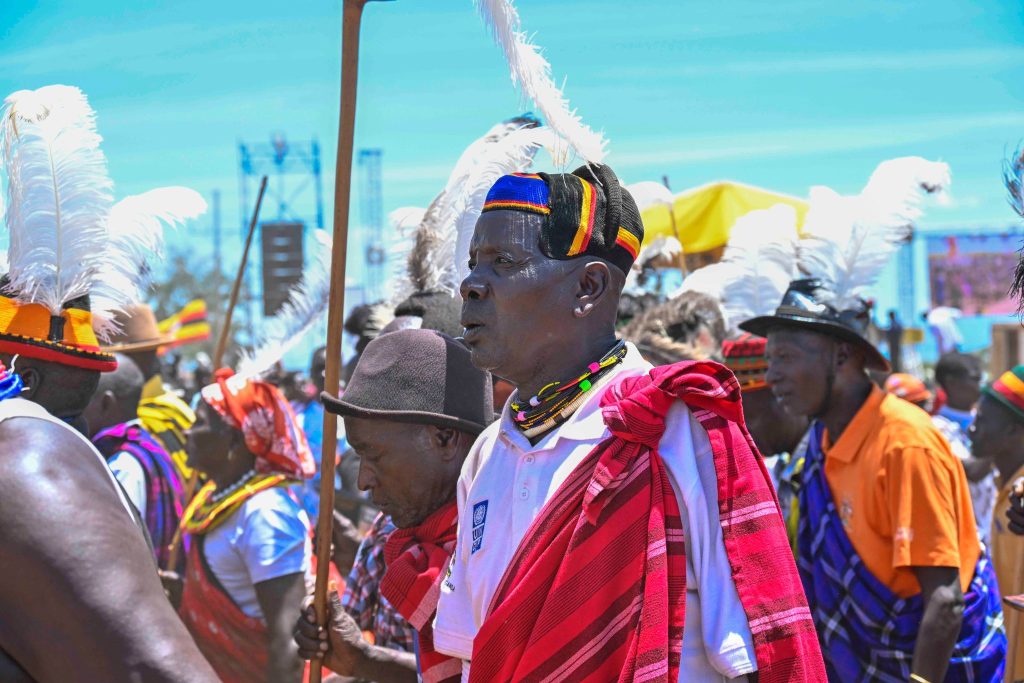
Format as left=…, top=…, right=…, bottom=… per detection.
left=0, top=418, right=220, bottom=681
left=0, top=417, right=121, bottom=523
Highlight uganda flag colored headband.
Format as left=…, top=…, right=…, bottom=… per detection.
left=481, top=164, right=644, bottom=274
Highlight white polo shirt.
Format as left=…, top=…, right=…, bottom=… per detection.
left=434, top=345, right=756, bottom=682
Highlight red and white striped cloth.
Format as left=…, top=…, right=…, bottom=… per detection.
left=381, top=502, right=462, bottom=683
left=469, top=361, right=825, bottom=682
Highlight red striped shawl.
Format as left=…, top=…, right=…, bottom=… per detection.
left=469, top=361, right=825, bottom=682
left=382, top=502, right=462, bottom=683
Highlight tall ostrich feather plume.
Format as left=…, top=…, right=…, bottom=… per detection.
left=798, top=156, right=950, bottom=310
left=1005, top=145, right=1024, bottom=220
left=1, top=85, right=116, bottom=321
left=680, top=205, right=799, bottom=334
left=91, top=186, right=207, bottom=323
left=238, top=229, right=332, bottom=378
left=390, top=116, right=555, bottom=302
left=1005, top=146, right=1024, bottom=313
left=475, top=0, right=606, bottom=164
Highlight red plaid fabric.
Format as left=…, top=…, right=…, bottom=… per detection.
left=382, top=502, right=461, bottom=683
left=469, top=360, right=825, bottom=682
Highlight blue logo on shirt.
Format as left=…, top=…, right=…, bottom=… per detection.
left=471, top=500, right=488, bottom=554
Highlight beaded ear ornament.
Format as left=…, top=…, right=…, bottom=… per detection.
left=0, top=359, right=25, bottom=402
left=511, top=340, right=628, bottom=437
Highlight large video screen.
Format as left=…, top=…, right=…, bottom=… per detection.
left=927, top=234, right=1022, bottom=315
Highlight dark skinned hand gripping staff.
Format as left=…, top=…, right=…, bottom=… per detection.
left=310, top=1, right=392, bottom=681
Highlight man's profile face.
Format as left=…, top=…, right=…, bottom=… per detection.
left=346, top=416, right=450, bottom=529
left=764, top=328, right=835, bottom=419
left=969, top=395, right=1016, bottom=466
left=459, top=211, right=577, bottom=380
left=946, top=361, right=983, bottom=410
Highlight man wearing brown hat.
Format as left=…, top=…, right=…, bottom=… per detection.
left=104, top=302, right=197, bottom=481
left=434, top=165, right=823, bottom=681
left=294, top=328, right=492, bottom=683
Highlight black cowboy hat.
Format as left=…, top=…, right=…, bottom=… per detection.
left=739, top=278, right=890, bottom=372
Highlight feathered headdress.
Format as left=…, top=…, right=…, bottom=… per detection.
left=798, top=156, right=949, bottom=310
left=0, top=85, right=119, bottom=370
left=475, top=0, right=606, bottom=164
left=0, top=85, right=206, bottom=371
left=681, top=204, right=800, bottom=335
left=390, top=115, right=557, bottom=301
left=1004, top=146, right=1024, bottom=314
left=237, top=229, right=332, bottom=379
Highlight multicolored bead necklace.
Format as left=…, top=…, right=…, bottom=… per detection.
left=0, top=362, right=24, bottom=402
left=511, top=341, right=628, bottom=439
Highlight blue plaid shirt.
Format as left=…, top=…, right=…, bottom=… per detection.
left=341, top=512, right=416, bottom=653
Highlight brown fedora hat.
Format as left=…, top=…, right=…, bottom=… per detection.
left=101, top=303, right=175, bottom=353
left=323, top=328, right=494, bottom=435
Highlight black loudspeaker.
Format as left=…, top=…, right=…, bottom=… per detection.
left=261, top=221, right=305, bottom=317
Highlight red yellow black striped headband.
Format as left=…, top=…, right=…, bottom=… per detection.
left=0, top=294, right=117, bottom=372
left=479, top=166, right=644, bottom=274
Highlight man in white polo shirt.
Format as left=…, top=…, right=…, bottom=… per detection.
left=434, top=165, right=824, bottom=682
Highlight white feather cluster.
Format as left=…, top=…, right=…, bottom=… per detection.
left=92, top=186, right=207, bottom=330
left=799, top=156, right=950, bottom=310
left=1004, top=146, right=1024, bottom=220
left=389, top=117, right=556, bottom=302
left=1, top=85, right=114, bottom=316
left=680, top=205, right=800, bottom=334
left=475, top=0, right=606, bottom=164
left=237, top=229, right=332, bottom=379
left=1, top=85, right=208, bottom=342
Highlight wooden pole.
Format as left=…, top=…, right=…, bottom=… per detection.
left=310, top=1, right=380, bottom=680
left=165, top=175, right=268, bottom=571
left=214, top=175, right=268, bottom=369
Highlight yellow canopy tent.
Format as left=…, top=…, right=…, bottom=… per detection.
left=639, top=180, right=809, bottom=254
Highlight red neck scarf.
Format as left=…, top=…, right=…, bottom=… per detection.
left=381, top=502, right=461, bottom=683
left=469, top=361, right=825, bottom=682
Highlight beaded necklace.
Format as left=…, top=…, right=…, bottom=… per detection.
left=511, top=341, right=628, bottom=439
left=179, top=470, right=289, bottom=535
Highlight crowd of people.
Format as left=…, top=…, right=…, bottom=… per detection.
left=2, top=75, right=1024, bottom=683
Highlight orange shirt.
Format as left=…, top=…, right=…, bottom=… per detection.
left=823, top=386, right=980, bottom=597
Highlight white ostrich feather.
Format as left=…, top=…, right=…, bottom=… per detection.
left=91, top=187, right=207, bottom=323
left=238, top=229, right=332, bottom=378
left=475, top=0, right=606, bottom=164
left=635, top=235, right=682, bottom=270
left=681, top=205, right=799, bottom=333
left=451, top=124, right=557, bottom=285
left=385, top=204, right=427, bottom=300
left=390, top=117, right=554, bottom=303
left=799, top=157, right=950, bottom=309
left=1004, top=146, right=1024, bottom=219
left=624, top=181, right=675, bottom=212
left=1, top=85, right=115, bottom=318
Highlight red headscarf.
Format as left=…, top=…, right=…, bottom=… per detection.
left=200, top=369, right=315, bottom=480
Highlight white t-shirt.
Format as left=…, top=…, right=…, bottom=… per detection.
left=204, top=486, right=312, bottom=620
left=433, top=345, right=756, bottom=682
left=107, top=450, right=148, bottom=520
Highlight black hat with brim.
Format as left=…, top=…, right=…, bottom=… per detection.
left=322, top=328, right=493, bottom=436
left=739, top=278, right=891, bottom=372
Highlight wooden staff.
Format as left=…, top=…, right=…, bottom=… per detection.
left=165, top=175, right=268, bottom=570
left=214, top=174, right=268, bottom=369
left=310, top=1, right=388, bottom=680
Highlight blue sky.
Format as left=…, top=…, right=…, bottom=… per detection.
left=1, top=0, right=1022, bottom=296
